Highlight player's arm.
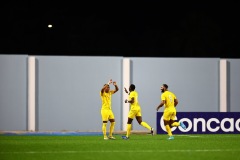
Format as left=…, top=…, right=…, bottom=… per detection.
left=156, top=100, right=165, bottom=111
left=101, top=79, right=112, bottom=95
left=174, top=98, right=178, bottom=107
left=124, top=87, right=129, bottom=95
left=112, top=81, right=119, bottom=93
left=101, top=84, right=107, bottom=96
left=125, top=97, right=134, bottom=104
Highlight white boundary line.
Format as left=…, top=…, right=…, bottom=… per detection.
left=174, top=135, right=201, bottom=137
left=1, top=149, right=240, bottom=154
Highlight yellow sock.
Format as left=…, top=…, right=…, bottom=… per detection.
left=171, top=122, right=180, bottom=127
left=126, top=124, right=131, bottom=137
left=140, top=121, right=151, bottom=130
left=102, top=123, right=107, bottom=138
left=109, top=122, right=115, bottom=137
left=165, top=125, right=172, bottom=136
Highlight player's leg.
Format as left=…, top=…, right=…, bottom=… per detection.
left=136, top=115, right=151, bottom=130
left=170, top=119, right=179, bottom=127
left=122, top=117, right=133, bottom=140
left=163, top=111, right=174, bottom=139
left=122, top=110, right=134, bottom=139
left=101, top=110, right=109, bottom=140
left=171, top=120, right=186, bottom=130
left=126, top=118, right=133, bottom=137
left=136, top=108, right=154, bottom=135
left=164, top=120, right=172, bottom=136
left=108, top=111, right=116, bottom=139
left=170, top=111, right=180, bottom=127
left=170, top=111, right=186, bottom=130
left=136, top=116, right=154, bottom=135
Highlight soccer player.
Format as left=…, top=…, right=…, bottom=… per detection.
left=100, top=79, right=119, bottom=140
left=122, top=84, right=154, bottom=140
left=156, top=84, right=186, bottom=140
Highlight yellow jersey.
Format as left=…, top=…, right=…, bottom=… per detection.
left=129, top=91, right=140, bottom=110
left=100, top=91, right=114, bottom=110
left=161, top=90, right=176, bottom=109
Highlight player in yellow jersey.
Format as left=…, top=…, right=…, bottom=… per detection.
left=156, top=84, right=186, bottom=140
left=122, top=84, right=154, bottom=140
left=100, top=79, right=119, bottom=140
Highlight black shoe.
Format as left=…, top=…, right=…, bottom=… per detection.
left=151, top=128, right=154, bottom=136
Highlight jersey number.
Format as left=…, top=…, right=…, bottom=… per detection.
left=168, top=95, right=173, bottom=103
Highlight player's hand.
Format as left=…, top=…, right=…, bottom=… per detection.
left=113, top=81, right=117, bottom=85
left=124, top=87, right=128, bottom=93
left=125, top=99, right=128, bottom=103
left=108, top=79, right=112, bottom=85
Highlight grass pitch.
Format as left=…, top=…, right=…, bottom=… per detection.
left=0, top=134, right=240, bottom=160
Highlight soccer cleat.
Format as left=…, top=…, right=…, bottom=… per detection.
left=180, top=122, right=186, bottom=130
left=151, top=128, right=154, bottom=136
left=168, top=136, right=174, bottom=140
left=122, top=136, right=129, bottom=140
left=104, top=137, right=109, bottom=140
left=108, top=136, right=116, bottom=140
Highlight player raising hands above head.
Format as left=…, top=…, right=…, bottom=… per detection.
left=100, top=79, right=119, bottom=140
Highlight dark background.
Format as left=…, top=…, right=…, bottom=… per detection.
left=0, top=2, right=239, bottom=58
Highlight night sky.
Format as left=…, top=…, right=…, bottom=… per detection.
left=0, top=2, right=239, bottom=58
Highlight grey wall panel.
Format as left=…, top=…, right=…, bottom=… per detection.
left=228, top=59, right=240, bottom=112
left=130, top=57, right=220, bottom=130
left=36, top=56, right=122, bottom=131
left=0, top=55, right=28, bottom=130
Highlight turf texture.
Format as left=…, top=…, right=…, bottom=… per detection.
left=0, top=134, right=240, bottom=160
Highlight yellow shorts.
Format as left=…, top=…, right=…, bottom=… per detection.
left=163, top=108, right=176, bottom=121
left=101, top=109, right=115, bottom=121
left=128, top=108, right=142, bottom=119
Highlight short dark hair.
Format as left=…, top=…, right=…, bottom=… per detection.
left=163, top=84, right=168, bottom=89
left=130, top=84, right=135, bottom=91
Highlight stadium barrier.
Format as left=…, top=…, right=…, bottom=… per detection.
left=156, top=112, right=240, bottom=134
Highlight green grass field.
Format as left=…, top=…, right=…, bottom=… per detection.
left=0, top=134, right=240, bottom=160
